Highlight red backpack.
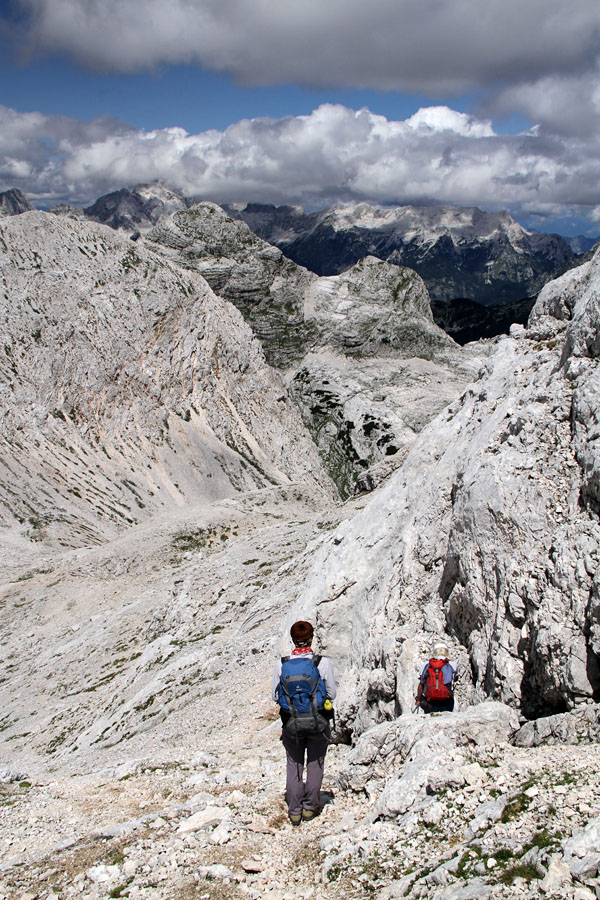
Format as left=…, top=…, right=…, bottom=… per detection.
left=424, top=658, right=452, bottom=701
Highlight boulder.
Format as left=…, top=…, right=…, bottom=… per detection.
left=178, top=805, right=229, bottom=833
left=338, top=701, right=518, bottom=808
left=562, top=816, right=600, bottom=881
left=514, top=705, right=600, bottom=747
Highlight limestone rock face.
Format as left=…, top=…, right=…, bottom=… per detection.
left=146, top=204, right=481, bottom=496
left=289, top=347, right=482, bottom=498
left=0, top=211, right=331, bottom=547
left=301, top=255, right=449, bottom=355
left=83, top=183, right=189, bottom=231
left=0, top=187, right=33, bottom=216
left=288, top=248, right=600, bottom=734
left=146, top=201, right=318, bottom=369
left=288, top=256, right=480, bottom=496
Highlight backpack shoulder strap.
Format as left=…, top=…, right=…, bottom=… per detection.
left=281, top=656, right=290, bottom=662
left=312, top=654, right=322, bottom=666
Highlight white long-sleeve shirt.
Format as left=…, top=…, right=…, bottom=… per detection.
left=271, top=652, right=337, bottom=703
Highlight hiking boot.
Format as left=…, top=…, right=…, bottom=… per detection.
left=301, top=807, right=321, bottom=821
left=289, top=812, right=302, bottom=826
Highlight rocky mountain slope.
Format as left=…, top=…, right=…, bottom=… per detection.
left=2, top=208, right=600, bottom=900
left=225, top=201, right=575, bottom=307
left=567, top=235, right=600, bottom=254
left=143, top=202, right=483, bottom=496
left=0, top=210, right=331, bottom=547
left=82, top=184, right=190, bottom=231
left=145, top=202, right=318, bottom=368
left=290, top=247, right=600, bottom=735
left=430, top=295, right=536, bottom=345
left=0, top=187, right=33, bottom=217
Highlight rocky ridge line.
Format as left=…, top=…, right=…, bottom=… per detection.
left=144, top=202, right=483, bottom=496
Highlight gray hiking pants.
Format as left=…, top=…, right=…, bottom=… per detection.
left=282, top=730, right=329, bottom=815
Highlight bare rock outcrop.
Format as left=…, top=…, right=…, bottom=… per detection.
left=288, top=256, right=481, bottom=495
left=146, top=202, right=318, bottom=368
left=146, top=204, right=482, bottom=495
left=338, top=701, right=519, bottom=799
left=287, top=248, right=600, bottom=736
left=0, top=187, right=33, bottom=217
left=0, top=211, right=331, bottom=547
left=514, top=704, right=600, bottom=747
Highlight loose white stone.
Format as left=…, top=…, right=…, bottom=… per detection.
left=178, top=806, right=229, bottom=834
left=540, top=855, right=572, bottom=893
left=85, top=864, right=120, bottom=884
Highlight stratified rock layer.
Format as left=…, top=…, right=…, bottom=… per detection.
left=0, top=211, right=331, bottom=547
left=146, top=202, right=318, bottom=368
left=146, top=204, right=481, bottom=495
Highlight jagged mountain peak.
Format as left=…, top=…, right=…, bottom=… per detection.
left=0, top=186, right=34, bottom=216
left=83, top=182, right=189, bottom=230
left=299, top=201, right=530, bottom=248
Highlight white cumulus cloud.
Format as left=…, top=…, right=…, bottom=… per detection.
left=1, top=103, right=600, bottom=230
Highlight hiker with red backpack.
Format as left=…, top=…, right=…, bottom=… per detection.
left=415, top=641, right=457, bottom=713
left=272, top=620, right=336, bottom=826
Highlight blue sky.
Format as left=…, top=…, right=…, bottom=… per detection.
left=0, top=55, right=442, bottom=134
left=1, top=0, right=600, bottom=236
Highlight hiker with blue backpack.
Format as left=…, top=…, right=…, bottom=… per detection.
left=272, top=620, right=336, bottom=826
left=415, top=641, right=457, bottom=713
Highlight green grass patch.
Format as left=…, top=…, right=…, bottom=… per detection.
left=498, top=863, right=542, bottom=885
left=456, top=845, right=482, bottom=879
left=500, top=792, right=532, bottom=823
left=109, top=879, right=133, bottom=898
left=523, top=829, right=559, bottom=852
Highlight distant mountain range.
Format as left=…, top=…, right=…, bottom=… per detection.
left=1, top=184, right=598, bottom=341
left=566, top=234, right=599, bottom=254
left=223, top=201, right=584, bottom=306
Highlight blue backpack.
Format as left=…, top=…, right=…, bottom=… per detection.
left=277, top=655, right=328, bottom=738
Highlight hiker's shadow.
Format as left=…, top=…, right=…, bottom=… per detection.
left=319, top=789, right=335, bottom=807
